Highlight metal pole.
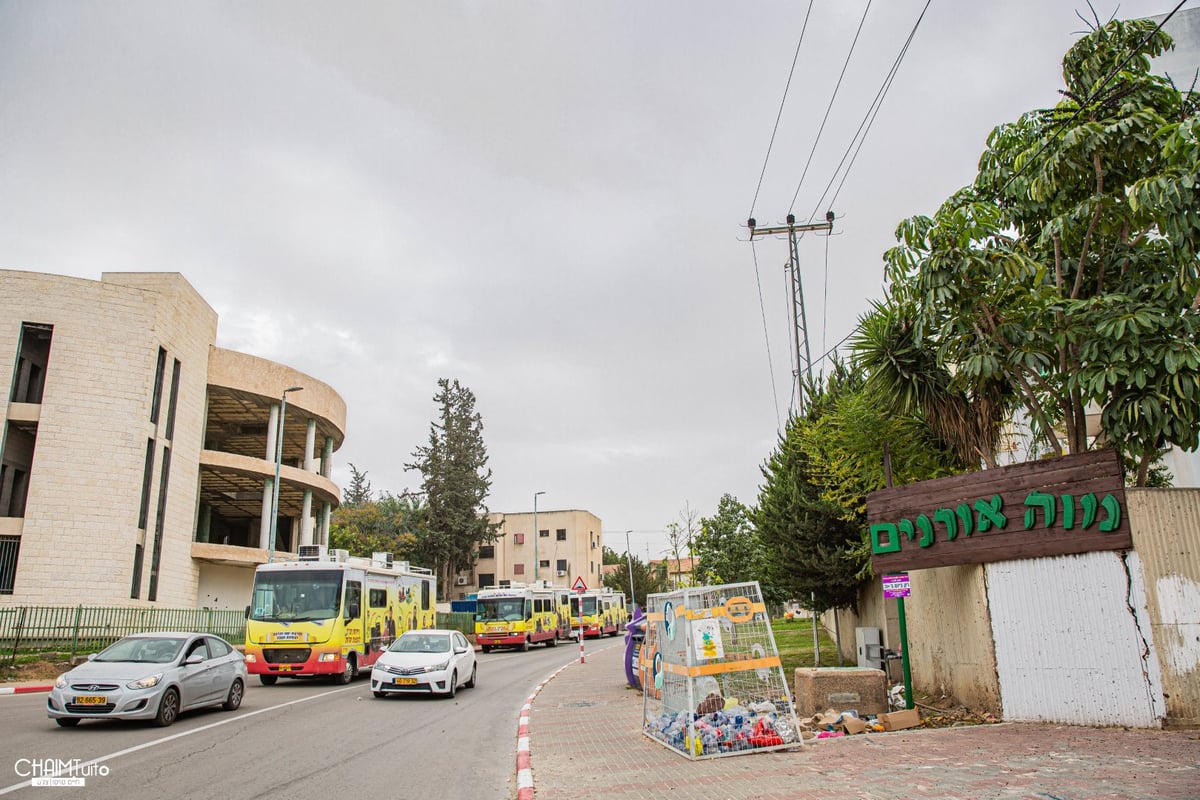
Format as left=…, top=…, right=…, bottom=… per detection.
left=625, top=530, right=636, bottom=610
left=883, top=441, right=914, bottom=709
left=533, top=491, right=544, bottom=584
left=269, top=386, right=303, bottom=563
left=578, top=588, right=586, bottom=664
left=811, top=591, right=819, bottom=667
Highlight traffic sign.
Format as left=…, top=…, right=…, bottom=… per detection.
left=572, top=576, right=587, bottom=592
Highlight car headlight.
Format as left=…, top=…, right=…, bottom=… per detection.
left=426, top=661, right=449, bottom=673
left=127, top=673, right=163, bottom=690
left=54, top=673, right=69, bottom=689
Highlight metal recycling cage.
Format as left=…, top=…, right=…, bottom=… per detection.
left=640, top=581, right=803, bottom=759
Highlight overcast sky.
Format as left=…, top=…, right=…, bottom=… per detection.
left=2, top=1, right=1195, bottom=561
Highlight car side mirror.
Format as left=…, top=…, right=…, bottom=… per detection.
left=454, top=646, right=468, bottom=655
left=184, top=653, right=204, bottom=665
left=87, top=653, right=97, bottom=661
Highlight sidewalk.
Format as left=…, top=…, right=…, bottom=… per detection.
left=524, top=643, right=1200, bottom=800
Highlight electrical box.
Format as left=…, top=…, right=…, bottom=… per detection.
left=856, top=627, right=884, bottom=670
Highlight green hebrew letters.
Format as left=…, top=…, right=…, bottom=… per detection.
left=974, top=495, right=1006, bottom=531
left=1080, top=493, right=1098, bottom=528
left=955, top=504, right=974, bottom=537
left=1023, top=491, right=1057, bottom=529
left=916, top=513, right=934, bottom=547
left=1061, top=494, right=1076, bottom=529
left=1099, top=494, right=1122, bottom=532
left=899, top=518, right=916, bottom=541
left=934, top=508, right=958, bottom=541
left=870, top=523, right=901, bottom=554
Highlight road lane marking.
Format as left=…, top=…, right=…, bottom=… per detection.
left=0, top=685, right=356, bottom=795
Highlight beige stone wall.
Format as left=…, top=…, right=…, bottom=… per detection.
left=208, top=347, right=346, bottom=442
left=0, top=270, right=216, bottom=606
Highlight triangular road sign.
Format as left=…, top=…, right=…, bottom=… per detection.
left=572, top=576, right=588, bottom=592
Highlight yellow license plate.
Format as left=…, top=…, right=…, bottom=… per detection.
left=74, top=695, right=106, bottom=705
left=395, top=677, right=418, bottom=686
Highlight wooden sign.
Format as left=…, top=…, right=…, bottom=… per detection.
left=868, top=449, right=1130, bottom=573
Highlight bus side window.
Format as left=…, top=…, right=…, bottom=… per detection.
left=345, top=581, right=362, bottom=618
left=421, top=580, right=431, bottom=611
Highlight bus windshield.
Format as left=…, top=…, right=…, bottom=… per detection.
left=570, top=596, right=598, bottom=616
left=476, top=598, right=526, bottom=622
left=249, top=570, right=343, bottom=622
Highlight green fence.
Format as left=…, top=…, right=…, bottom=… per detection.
left=0, top=605, right=248, bottom=665
left=436, top=611, right=475, bottom=637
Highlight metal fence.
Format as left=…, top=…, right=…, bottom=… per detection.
left=0, top=605, right=248, bottom=664
left=436, top=611, right=475, bottom=637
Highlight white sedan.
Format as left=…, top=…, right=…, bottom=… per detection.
left=370, top=629, right=476, bottom=698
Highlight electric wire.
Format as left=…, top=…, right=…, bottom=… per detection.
left=809, top=0, right=932, bottom=222
left=996, top=0, right=1188, bottom=198
left=787, top=0, right=875, bottom=215
left=751, top=239, right=783, bottom=430
left=748, top=0, right=816, bottom=221
left=821, top=229, right=830, bottom=375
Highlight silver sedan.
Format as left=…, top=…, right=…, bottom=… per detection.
left=46, top=631, right=247, bottom=727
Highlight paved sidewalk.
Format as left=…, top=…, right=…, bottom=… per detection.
left=524, top=643, right=1200, bottom=800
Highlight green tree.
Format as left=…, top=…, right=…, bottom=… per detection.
left=875, top=19, right=1200, bottom=484
left=342, top=463, right=374, bottom=507
left=406, top=378, right=498, bottom=597
left=602, top=553, right=666, bottom=610
left=329, top=491, right=421, bottom=559
left=692, top=494, right=780, bottom=603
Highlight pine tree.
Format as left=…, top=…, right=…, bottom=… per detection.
left=406, top=378, right=497, bottom=597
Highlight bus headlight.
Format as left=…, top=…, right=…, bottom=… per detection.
left=319, top=653, right=338, bottom=662
left=244, top=653, right=257, bottom=663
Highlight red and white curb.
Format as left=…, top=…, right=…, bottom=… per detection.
left=516, top=660, right=576, bottom=800
left=0, top=685, right=52, bottom=695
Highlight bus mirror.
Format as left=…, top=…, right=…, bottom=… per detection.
left=348, top=602, right=360, bottom=618
left=244, top=605, right=251, bottom=619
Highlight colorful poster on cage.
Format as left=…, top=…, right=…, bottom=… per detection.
left=691, top=617, right=724, bottom=660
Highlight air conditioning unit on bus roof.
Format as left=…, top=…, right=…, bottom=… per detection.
left=298, top=545, right=326, bottom=562
left=330, top=548, right=350, bottom=562
left=372, top=551, right=393, bottom=568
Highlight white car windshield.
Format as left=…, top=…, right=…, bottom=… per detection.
left=391, top=634, right=451, bottom=654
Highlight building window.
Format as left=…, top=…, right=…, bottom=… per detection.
left=479, top=545, right=495, bottom=559
left=10, top=323, right=53, bottom=404
left=556, top=559, right=567, bottom=573
left=539, top=529, right=549, bottom=538
left=150, top=346, right=167, bottom=424
left=478, top=573, right=494, bottom=588
left=556, top=529, right=566, bottom=541
left=0, top=535, right=20, bottom=594
left=137, top=438, right=155, bottom=530
left=539, top=559, right=550, bottom=569
left=130, top=543, right=143, bottom=599
left=514, top=533, right=524, bottom=545
left=164, top=359, right=181, bottom=440
left=514, top=563, right=525, bottom=575
left=147, top=445, right=171, bottom=601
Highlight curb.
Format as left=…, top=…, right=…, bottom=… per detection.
left=515, top=659, right=575, bottom=800
left=0, top=685, right=53, bottom=695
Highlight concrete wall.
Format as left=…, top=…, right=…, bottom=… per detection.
left=1127, top=488, right=1200, bottom=727
left=196, top=562, right=256, bottom=611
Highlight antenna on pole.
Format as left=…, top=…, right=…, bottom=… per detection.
left=747, top=212, right=834, bottom=416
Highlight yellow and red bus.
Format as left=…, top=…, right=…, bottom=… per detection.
left=474, top=582, right=560, bottom=652
left=244, top=549, right=435, bottom=685
left=570, top=588, right=627, bottom=638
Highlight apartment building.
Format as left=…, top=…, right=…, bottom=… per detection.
left=0, top=270, right=345, bottom=609
left=454, top=509, right=603, bottom=598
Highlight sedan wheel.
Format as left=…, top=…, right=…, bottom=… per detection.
left=154, top=688, right=180, bottom=727
left=222, top=679, right=244, bottom=711
left=464, top=663, right=477, bottom=689
left=446, top=670, right=457, bottom=699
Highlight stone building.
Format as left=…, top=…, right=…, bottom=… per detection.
left=0, top=269, right=345, bottom=610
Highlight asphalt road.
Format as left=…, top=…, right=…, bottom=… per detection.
left=0, top=639, right=605, bottom=800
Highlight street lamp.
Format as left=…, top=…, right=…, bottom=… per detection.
left=625, top=530, right=636, bottom=610
left=532, top=491, right=545, bottom=584
left=268, top=386, right=304, bottom=563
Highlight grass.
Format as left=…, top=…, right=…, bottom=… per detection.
left=770, top=617, right=845, bottom=676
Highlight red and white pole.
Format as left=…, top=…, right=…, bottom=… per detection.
left=577, top=588, right=585, bottom=664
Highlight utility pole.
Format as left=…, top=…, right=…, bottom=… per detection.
left=747, top=212, right=834, bottom=416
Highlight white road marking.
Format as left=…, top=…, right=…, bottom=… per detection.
left=0, top=685, right=356, bottom=796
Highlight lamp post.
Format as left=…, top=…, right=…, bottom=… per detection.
left=532, top=491, right=545, bottom=584
left=624, top=530, right=638, bottom=609
left=268, top=386, right=303, bottom=563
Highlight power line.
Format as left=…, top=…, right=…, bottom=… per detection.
left=748, top=1, right=816, bottom=220
left=996, top=0, right=1188, bottom=198
left=750, top=239, right=783, bottom=430
left=788, top=0, right=875, bottom=215
left=809, top=0, right=931, bottom=221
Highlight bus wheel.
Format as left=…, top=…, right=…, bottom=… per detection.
left=521, top=637, right=530, bottom=652
left=481, top=645, right=492, bottom=654
left=336, top=655, right=356, bottom=685
left=259, top=675, right=278, bottom=686
left=546, top=635, right=557, bottom=648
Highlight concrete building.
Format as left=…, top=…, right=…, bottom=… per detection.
left=0, top=270, right=345, bottom=610
left=456, top=509, right=603, bottom=598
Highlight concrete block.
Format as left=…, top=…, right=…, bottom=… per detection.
left=793, top=667, right=888, bottom=717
